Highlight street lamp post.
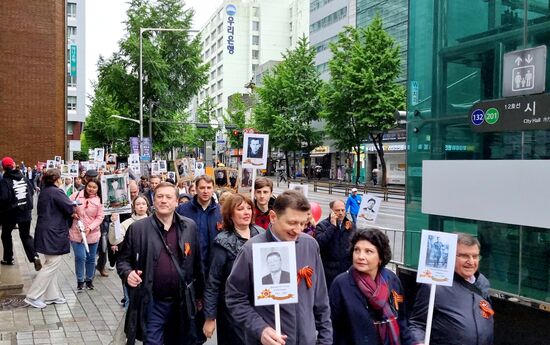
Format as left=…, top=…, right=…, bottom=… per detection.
left=139, top=27, right=199, bottom=158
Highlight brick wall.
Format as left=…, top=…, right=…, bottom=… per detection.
left=0, top=0, right=66, bottom=166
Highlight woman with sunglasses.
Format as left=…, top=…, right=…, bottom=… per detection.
left=69, top=178, right=104, bottom=291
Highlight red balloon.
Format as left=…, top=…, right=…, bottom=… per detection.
left=310, top=202, right=322, bottom=222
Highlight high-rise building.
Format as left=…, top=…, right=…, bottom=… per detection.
left=66, top=0, right=86, bottom=160
left=310, top=0, right=356, bottom=81
left=189, top=0, right=309, bottom=120
left=0, top=0, right=66, bottom=164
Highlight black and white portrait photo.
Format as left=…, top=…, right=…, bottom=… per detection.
left=261, top=251, right=290, bottom=285
left=242, top=133, right=269, bottom=170
left=247, top=137, right=264, bottom=159
left=214, top=168, right=228, bottom=187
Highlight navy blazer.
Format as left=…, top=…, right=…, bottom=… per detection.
left=329, top=267, right=417, bottom=345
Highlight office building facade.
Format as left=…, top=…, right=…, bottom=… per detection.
left=190, top=0, right=309, bottom=120
left=66, top=0, right=86, bottom=159
left=0, top=0, right=66, bottom=164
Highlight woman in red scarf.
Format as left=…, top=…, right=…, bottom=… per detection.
left=329, top=228, right=419, bottom=345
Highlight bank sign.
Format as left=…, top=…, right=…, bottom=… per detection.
left=226, top=4, right=236, bottom=54
left=470, top=93, right=550, bottom=132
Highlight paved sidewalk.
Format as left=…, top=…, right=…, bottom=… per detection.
left=0, top=231, right=126, bottom=345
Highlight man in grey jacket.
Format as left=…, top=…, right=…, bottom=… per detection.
left=409, top=233, right=494, bottom=345
left=226, top=190, right=332, bottom=345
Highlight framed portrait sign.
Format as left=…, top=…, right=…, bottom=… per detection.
left=94, top=148, right=105, bottom=162
left=214, top=168, right=229, bottom=188
left=60, top=164, right=70, bottom=178
left=167, top=171, right=176, bottom=181
left=158, top=160, right=168, bottom=173
left=288, top=183, right=308, bottom=199
left=416, top=230, right=457, bottom=286
left=238, top=167, right=253, bottom=194
left=151, top=161, right=160, bottom=175
left=128, top=154, right=140, bottom=166
left=195, top=160, right=205, bottom=176
left=252, top=241, right=298, bottom=307
left=68, top=161, right=79, bottom=177
left=242, top=133, right=269, bottom=169
left=106, top=153, right=117, bottom=166
left=46, top=160, right=56, bottom=169
left=100, top=173, right=131, bottom=215
left=357, top=193, right=382, bottom=225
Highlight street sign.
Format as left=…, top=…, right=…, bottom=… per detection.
left=411, top=81, right=419, bottom=105
left=503, top=45, right=546, bottom=97
left=470, top=93, right=550, bottom=132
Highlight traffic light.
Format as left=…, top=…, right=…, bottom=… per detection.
left=232, top=130, right=240, bottom=137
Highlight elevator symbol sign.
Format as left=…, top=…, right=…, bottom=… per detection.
left=503, top=45, right=546, bottom=97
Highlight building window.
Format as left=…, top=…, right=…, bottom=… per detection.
left=67, top=3, right=77, bottom=18
left=67, top=96, right=77, bottom=110
left=210, top=70, right=216, bottom=79
left=217, top=108, right=223, bottom=116
left=67, top=26, right=77, bottom=37
left=217, top=37, right=223, bottom=49
left=217, top=52, right=223, bottom=63
left=67, top=73, right=77, bottom=87
left=252, top=35, right=260, bottom=45
left=252, top=50, right=259, bottom=59
left=252, top=64, right=259, bottom=74
left=310, top=7, right=347, bottom=33
left=217, top=94, right=222, bottom=104
left=217, top=80, right=223, bottom=90
left=252, top=21, right=260, bottom=31
left=253, top=7, right=260, bottom=17
left=217, top=23, right=223, bottom=35
left=217, top=66, right=222, bottom=76
left=310, top=0, right=336, bottom=12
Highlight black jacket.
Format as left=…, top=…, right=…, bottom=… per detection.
left=34, top=185, right=75, bottom=255
left=0, top=168, right=34, bottom=222
left=315, top=215, right=356, bottom=288
left=117, top=213, right=204, bottom=343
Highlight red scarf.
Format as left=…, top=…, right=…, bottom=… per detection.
left=352, top=268, right=401, bottom=345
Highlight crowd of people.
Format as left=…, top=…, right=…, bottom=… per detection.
left=0, top=156, right=494, bottom=345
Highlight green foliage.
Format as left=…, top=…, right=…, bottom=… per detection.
left=254, top=36, right=323, bottom=154
left=85, top=0, right=208, bottom=154
left=225, top=94, right=252, bottom=149
left=322, top=16, right=405, bottom=184
left=181, top=97, right=217, bottom=151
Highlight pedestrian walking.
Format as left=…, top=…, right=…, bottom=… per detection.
left=226, top=190, right=332, bottom=344
left=69, top=178, right=104, bottom=291
left=24, top=169, right=75, bottom=309
left=345, top=187, right=362, bottom=224
left=253, top=177, right=276, bottom=230
left=203, top=193, right=264, bottom=344
left=117, top=182, right=204, bottom=345
left=329, top=228, right=416, bottom=345
left=409, top=233, right=494, bottom=345
left=0, top=156, right=41, bottom=270
left=108, top=194, right=149, bottom=307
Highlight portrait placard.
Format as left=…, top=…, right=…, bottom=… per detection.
left=128, top=154, right=140, bottom=166
left=54, top=156, right=62, bottom=163
left=151, top=161, right=160, bottom=175
left=100, top=173, right=131, bottom=215
left=94, top=148, right=105, bottom=162
left=158, top=160, right=167, bottom=173
left=214, top=168, right=229, bottom=188
left=106, top=153, right=117, bottom=166
left=167, top=171, right=176, bottom=181
left=238, top=167, right=253, bottom=194
left=253, top=241, right=298, bottom=306
left=416, top=230, right=457, bottom=286
left=195, top=160, right=205, bottom=176
left=68, top=161, right=79, bottom=177
left=242, top=133, right=269, bottom=169
left=46, top=160, right=56, bottom=169
left=357, top=193, right=382, bottom=225
left=288, top=183, right=308, bottom=199
left=60, top=164, right=70, bottom=178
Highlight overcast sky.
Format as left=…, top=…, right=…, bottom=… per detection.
left=85, top=0, right=223, bottom=113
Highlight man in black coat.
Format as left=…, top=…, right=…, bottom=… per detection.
left=117, top=182, right=204, bottom=345
left=0, top=157, right=41, bottom=270
left=315, top=199, right=356, bottom=289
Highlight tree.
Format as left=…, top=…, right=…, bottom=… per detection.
left=85, top=0, right=208, bottom=155
left=322, top=16, right=405, bottom=185
left=181, top=97, right=217, bottom=157
left=225, top=93, right=253, bottom=149
left=254, top=36, right=323, bottom=177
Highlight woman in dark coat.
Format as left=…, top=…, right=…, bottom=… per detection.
left=329, top=228, right=418, bottom=345
left=24, top=169, right=75, bottom=309
left=202, top=193, right=264, bottom=344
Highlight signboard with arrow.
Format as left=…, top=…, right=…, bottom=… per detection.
left=502, top=45, right=546, bottom=97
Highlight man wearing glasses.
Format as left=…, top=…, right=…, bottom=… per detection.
left=409, top=233, right=494, bottom=345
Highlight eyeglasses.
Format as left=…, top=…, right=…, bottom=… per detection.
left=456, top=253, right=481, bottom=261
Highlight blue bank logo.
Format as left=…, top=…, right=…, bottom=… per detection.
left=226, top=4, right=237, bottom=16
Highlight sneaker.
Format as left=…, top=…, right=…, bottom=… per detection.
left=33, top=257, right=42, bottom=271
left=85, top=280, right=94, bottom=290
left=77, top=281, right=84, bottom=291
left=108, top=264, right=116, bottom=271
left=24, top=297, right=46, bottom=309
left=1, top=259, right=14, bottom=265
left=45, top=297, right=66, bottom=305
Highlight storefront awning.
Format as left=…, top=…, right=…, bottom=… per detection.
left=310, top=146, right=331, bottom=157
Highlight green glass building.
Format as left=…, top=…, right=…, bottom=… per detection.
left=406, top=0, right=550, bottom=311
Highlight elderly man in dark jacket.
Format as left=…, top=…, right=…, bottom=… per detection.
left=117, top=182, right=204, bottom=345
left=0, top=157, right=41, bottom=269
left=409, top=233, right=494, bottom=345
left=315, top=199, right=356, bottom=288
left=24, top=168, right=75, bottom=309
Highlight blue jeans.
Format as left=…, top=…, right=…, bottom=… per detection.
left=71, top=241, right=98, bottom=282
left=145, top=297, right=196, bottom=345
left=350, top=213, right=358, bottom=224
